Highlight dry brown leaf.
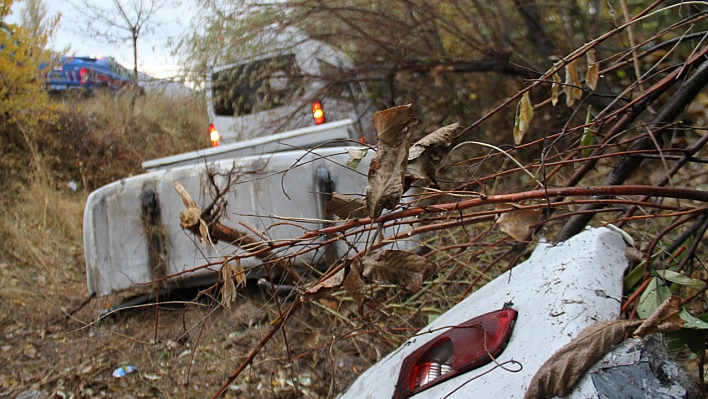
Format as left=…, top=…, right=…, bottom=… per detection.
left=496, top=205, right=542, bottom=241
left=304, top=268, right=346, bottom=297
left=344, top=260, right=366, bottom=307
left=221, top=261, right=240, bottom=309
left=563, top=63, right=575, bottom=107
left=361, top=250, right=437, bottom=292
left=570, top=66, right=583, bottom=100
left=406, top=123, right=460, bottom=189
left=198, top=219, right=211, bottom=244
left=524, top=319, right=642, bottom=399
left=372, top=103, right=417, bottom=146
left=632, top=295, right=684, bottom=337
left=405, top=158, right=437, bottom=188
left=551, top=73, right=562, bottom=107
left=324, top=193, right=368, bottom=219
left=625, top=247, right=645, bottom=263
left=365, top=105, right=417, bottom=218
left=564, top=61, right=583, bottom=107
left=585, top=49, right=599, bottom=91
left=409, top=123, right=461, bottom=161
left=318, top=297, right=340, bottom=310
left=233, top=259, right=246, bottom=288
left=513, top=92, right=534, bottom=145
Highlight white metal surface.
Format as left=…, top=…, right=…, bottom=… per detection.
left=337, top=227, right=628, bottom=399
left=141, top=119, right=357, bottom=172
left=85, top=146, right=414, bottom=297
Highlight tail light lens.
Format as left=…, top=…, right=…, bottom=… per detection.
left=394, top=307, right=517, bottom=399
left=209, top=124, right=220, bottom=147
left=312, top=101, right=326, bottom=124
left=80, top=67, right=90, bottom=83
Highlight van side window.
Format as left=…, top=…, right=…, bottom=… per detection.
left=212, top=54, right=302, bottom=117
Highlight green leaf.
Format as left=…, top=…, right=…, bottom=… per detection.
left=580, top=106, right=594, bottom=158
left=346, top=148, right=367, bottom=170
left=580, top=129, right=594, bottom=158
left=623, top=263, right=645, bottom=293
left=680, top=308, right=708, bottom=329
left=685, top=329, right=708, bottom=353
left=637, top=277, right=671, bottom=319
left=664, top=330, right=689, bottom=354
left=655, top=270, right=704, bottom=290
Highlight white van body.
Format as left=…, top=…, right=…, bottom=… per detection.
left=205, top=35, right=377, bottom=144
left=84, top=34, right=399, bottom=299
left=86, top=145, right=416, bottom=297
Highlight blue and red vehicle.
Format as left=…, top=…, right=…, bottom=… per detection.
left=45, top=55, right=143, bottom=95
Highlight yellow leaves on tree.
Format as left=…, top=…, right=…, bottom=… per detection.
left=0, top=11, right=55, bottom=129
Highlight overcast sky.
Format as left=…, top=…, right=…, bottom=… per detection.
left=7, top=0, right=196, bottom=79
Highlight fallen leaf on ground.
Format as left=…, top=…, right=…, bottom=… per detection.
left=23, top=344, right=37, bottom=359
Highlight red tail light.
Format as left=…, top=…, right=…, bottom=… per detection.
left=80, top=67, right=90, bottom=83
left=394, top=307, right=517, bottom=399
left=209, top=124, right=220, bottom=147
left=312, top=101, right=326, bottom=124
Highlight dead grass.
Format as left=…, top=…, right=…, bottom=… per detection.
left=39, top=91, right=208, bottom=191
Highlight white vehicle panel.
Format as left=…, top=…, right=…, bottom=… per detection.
left=337, top=228, right=628, bottom=399
left=85, top=146, right=411, bottom=297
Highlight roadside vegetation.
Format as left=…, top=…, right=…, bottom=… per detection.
left=2, top=1, right=708, bottom=398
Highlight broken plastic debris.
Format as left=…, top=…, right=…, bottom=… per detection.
left=112, top=365, right=138, bottom=378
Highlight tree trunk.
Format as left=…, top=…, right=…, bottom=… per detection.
left=131, top=29, right=138, bottom=113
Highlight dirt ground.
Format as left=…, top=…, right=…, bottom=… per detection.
left=0, top=251, right=383, bottom=399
